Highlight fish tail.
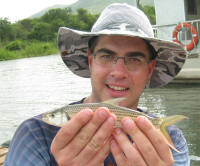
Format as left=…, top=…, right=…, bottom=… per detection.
left=159, top=115, right=188, bottom=153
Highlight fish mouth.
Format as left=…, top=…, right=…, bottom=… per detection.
left=106, top=84, right=129, bottom=91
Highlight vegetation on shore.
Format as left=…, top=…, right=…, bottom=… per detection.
left=0, top=40, right=58, bottom=61
left=0, top=5, right=155, bottom=61
left=0, top=8, right=98, bottom=61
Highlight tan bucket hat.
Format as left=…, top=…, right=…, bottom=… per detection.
left=58, top=3, right=186, bottom=88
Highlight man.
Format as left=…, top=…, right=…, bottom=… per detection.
left=5, top=3, right=190, bottom=166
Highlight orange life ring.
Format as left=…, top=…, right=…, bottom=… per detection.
left=172, top=22, right=198, bottom=51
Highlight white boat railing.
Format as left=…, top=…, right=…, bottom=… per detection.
left=153, top=20, right=200, bottom=56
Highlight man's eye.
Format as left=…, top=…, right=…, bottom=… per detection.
left=100, top=55, right=113, bottom=59
left=128, top=57, right=141, bottom=62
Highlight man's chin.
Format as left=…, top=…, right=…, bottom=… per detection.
left=119, top=99, right=138, bottom=110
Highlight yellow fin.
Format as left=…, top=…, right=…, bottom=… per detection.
left=102, top=97, right=126, bottom=106
left=159, top=115, right=188, bottom=153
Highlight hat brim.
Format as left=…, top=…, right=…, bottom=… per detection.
left=58, top=27, right=187, bottom=88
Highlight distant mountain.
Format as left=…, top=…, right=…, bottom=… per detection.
left=29, top=5, right=67, bottom=19
left=69, top=0, right=137, bottom=14
left=29, top=0, right=154, bottom=19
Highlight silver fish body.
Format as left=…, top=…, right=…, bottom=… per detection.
left=43, top=102, right=162, bottom=128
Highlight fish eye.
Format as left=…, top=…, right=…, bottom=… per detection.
left=50, top=114, right=55, bottom=118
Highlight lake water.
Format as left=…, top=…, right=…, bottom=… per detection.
left=0, top=54, right=199, bottom=165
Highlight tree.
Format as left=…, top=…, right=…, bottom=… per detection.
left=28, top=22, right=55, bottom=41
left=41, top=8, right=72, bottom=23
left=76, top=8, right=98, bottom=30
left=19, top=19, right=34, bottom=31
left=0, top=18, right=14, bottom=41
left=51, top=18, right=65, bottom=32
left=139, top=5, right=156, bottom=25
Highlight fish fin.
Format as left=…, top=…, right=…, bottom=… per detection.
left=159, top=115, right=188, bottom=153
left=65, top=111, right=71, bottom=120
left=102, top=97, right=126, bottom=106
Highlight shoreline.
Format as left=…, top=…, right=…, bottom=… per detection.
left=0, top=41, right=58, bottom=61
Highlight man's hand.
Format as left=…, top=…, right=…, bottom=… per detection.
left=51, top=107, right=116, bottom=166
left=111, top=116, right=174, bottom=166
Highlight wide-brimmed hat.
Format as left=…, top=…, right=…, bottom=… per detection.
left=58, top=3, right=186, bottom=88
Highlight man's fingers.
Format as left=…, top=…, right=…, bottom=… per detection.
left=121, top=117, right=161, bottom=165
left=52, top=107, right=116, bottom=165
left=121, top=116, right=174, bottom=166
left=51, top=108, right=93, bottom=152
left=112, top=127, right=147, bottom=166
left=76, top=111, right=116, bottom=164
left=135, top=116, right=174, bottom=164
left=110, top=139, right=128, bottom=166
left=63, top=107, right=111, bottom=158
left=87, top=137, right=112, bottom=166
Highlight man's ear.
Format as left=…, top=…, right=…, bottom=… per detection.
left=148, top=59, right=156, bottom=79
left=87, top=50, right=93, bottom=69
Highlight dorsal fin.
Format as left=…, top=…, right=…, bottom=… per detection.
left=102, top=97, right=126, bottom=106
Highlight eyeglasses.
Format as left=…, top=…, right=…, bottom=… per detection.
left=92, top=52, right=150, bottom=71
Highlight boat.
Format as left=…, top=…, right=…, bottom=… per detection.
left=0, top=141, right=9, bottom=166
left=153, top=0, right=200, bottom=83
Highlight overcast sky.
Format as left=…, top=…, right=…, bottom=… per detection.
left=0, top=0, right=78, bottom=23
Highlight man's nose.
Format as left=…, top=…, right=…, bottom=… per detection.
left=112, top=57, right=127, bottom=70
left=110, top=57, right=128, bottom=78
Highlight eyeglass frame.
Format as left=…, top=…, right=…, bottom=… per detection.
left=91, top=48, right=153, bottom=71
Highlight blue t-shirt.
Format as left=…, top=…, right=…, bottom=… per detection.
left=4, top=100, right=190, bottom=166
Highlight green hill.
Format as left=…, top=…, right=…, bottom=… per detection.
left=30, top=0, right=154, bottom=18
left=70, top=0, right=136, bottom=14
left=29, top=5, right=67, bottom=19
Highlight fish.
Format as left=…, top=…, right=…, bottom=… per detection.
left=42, top=98, right=188, bottom=152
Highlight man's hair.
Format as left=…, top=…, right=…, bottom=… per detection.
left=88, top=36, right=99, bottom=53
left=143, top=39, right=157, bottom=60
left=88, top=36, right=157, bottom=60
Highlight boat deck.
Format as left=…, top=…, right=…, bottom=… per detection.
left=0, top=146, right=8, bottom=166
left=173, top=56, right=200, bottom=83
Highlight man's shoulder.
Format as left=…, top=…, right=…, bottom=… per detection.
left=16, top=114, right=60, bottom=140
left=167, top=125, right=188, bottom=152
left=5, top=116, right=58, bottom=165
left=6, top=115, right=60, bottom=155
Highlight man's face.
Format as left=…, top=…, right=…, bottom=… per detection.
left=88, top=36, right=156, bottom=109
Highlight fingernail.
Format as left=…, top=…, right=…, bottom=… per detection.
left=122, top=118, right=134, bottom=129
left=137, top=116, right=152, bottom=129
left=111, top=113, right=117, bottom=121
left=107, top=116, right=115, bottom=125
left=137, top=116, right=148, bottom=124
left=98, top=109, right=108, bottom=119
left=115, top=128, right=122, bottom=135
left=82, top=109, right=93, bottom=117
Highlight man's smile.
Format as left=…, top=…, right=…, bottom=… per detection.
left=106, top=84, right=129, bottom=91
